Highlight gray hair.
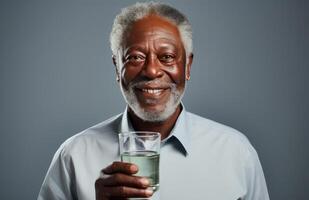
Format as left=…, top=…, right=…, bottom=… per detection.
left=110, top=1, right=193, bottom=62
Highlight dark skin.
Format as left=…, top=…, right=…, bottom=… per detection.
left=95, top=14, right=193, bottom=199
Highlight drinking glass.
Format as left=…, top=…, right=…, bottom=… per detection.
left=119, top=131, right=161, bottom=192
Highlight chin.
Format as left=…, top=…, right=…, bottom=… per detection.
left=135, top=105, right=175, bottom=122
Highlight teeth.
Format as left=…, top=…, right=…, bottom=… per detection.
left=142, top=89, right=163, bottom=94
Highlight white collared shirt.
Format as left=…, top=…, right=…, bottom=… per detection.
left=38, top=106, right=269, bottom=200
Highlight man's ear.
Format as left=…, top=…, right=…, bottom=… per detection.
left=186, top=53, right=194, bottom=80
left=112, top=55, right=120, bottom=82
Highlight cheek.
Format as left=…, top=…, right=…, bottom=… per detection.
left=164, top=62, right=186, bottom=86
left=166, top=52, right=187, bottom=86
left=121, top=65, right=142, bottom=86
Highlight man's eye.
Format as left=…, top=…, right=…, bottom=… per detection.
left=159, top=55, right=175, bottom=62
left=127, top=55, right=145, bottom=62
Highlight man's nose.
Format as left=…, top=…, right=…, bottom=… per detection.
left=141, top=55, right=163, bottom=79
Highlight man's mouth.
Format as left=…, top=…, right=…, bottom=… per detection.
left=134, top=86, right=170, bottom=99
left=134, top=87, right=169, bottom=105
left=130, top=80, right=173, bottom=101
left=140, top=88, right=165, bottom=95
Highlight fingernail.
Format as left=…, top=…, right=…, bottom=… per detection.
left=130, top=165, right=138, bottom=172
left=141, top=178, right=149, bottom=186
left=145, top=188, right=153, bottom=196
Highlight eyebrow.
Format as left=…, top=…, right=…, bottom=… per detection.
left=155, top=43, right=177, bottom=50
left=124, top=42, right=178, bottom=53
left=123, top=45, right=146, bottom=54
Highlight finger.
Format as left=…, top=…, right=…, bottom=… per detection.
left=102, top=186, right=153, bottom=198
left=102, top=162, right=138, bottom=175
left=101, top=173, right=150, bottom=188
left=96, top=179, right=130, bottom=200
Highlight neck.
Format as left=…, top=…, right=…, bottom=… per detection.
left=127, top=105, right=182, bottom=140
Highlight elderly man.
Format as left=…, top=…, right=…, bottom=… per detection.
left=38, top=2, right=269, bottom=200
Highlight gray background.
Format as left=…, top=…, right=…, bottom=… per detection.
left=0, top=0, right=308, bottom=199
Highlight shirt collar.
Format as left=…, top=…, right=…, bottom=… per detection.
left=118, top=103, right=190, bottom=156
left=119, top=106, right=135, bottom=133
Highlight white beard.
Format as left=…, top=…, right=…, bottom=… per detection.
left=120, top=79, right=185, bottom=122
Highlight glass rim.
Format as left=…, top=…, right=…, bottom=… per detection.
left=118, top=131, right=160, bottom=138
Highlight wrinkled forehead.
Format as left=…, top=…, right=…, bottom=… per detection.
left=123, top=14, right=183, bottom=49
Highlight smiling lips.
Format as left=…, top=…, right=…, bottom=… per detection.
left=141, top=88, right=164, bottom=94
left=132, top=80, right=172, bottom=99
left=135, top=86, right=169, bottom=97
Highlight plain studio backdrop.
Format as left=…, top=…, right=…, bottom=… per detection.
left=0, top=0, right=308, bottom=199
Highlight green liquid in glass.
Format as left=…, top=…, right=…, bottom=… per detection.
left=121, top=150, right=160, bottom=191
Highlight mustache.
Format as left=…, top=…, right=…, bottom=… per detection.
left=129, top=79, right=176, bottom=88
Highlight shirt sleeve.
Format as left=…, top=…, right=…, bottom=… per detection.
left=244, top=145, right=270, bottom=200
left=38, top=145, right=76, bottom=200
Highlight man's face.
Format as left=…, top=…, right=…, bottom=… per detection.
left=116, top=15, right=192, bottom=122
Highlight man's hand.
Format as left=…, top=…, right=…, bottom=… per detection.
left=95, top=161, right=153, bottom=200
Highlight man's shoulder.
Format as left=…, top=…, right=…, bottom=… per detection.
left=56, top=113, right=123, bottom=157
left=186, top=111, right=244, bottom=135
left=72, top=113, right=122, bottom=139
left=186, top=111, right=255, bottom=154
